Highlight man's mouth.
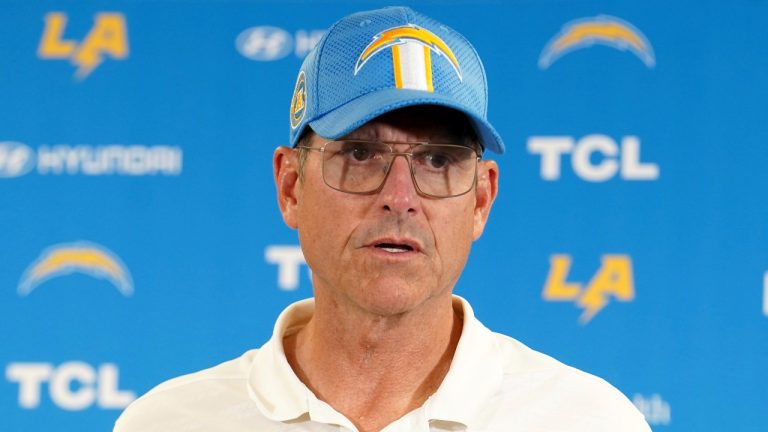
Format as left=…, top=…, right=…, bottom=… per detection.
left=375, top=243, right=415, bottom=253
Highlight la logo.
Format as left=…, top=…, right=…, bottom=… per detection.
left=38, top=12, right=129, bottom=79
left=542, top=254, right=635, bottom=324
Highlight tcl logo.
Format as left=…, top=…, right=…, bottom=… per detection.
left=5, top=361, right=135, bottom=410
left=527, top=135, right=659, bottom=181
left=265, top=245, right=309, bottom=291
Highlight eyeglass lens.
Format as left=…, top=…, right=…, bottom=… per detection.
left=320, top=140, right=477, bottom=197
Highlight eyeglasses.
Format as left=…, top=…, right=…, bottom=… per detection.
left=297, top=140, right=480, bottom=198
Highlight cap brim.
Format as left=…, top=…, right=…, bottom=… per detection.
left=308, top=88, right=505, bottom=154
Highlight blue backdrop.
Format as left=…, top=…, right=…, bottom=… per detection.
left=2, top=0, right=767, bottom=430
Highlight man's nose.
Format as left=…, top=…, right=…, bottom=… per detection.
left=376, top=154, right=420, bottom=214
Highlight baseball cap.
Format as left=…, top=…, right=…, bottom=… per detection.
left=288, top=6, right=505, bottom=154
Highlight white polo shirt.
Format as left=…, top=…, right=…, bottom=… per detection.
left=114, top=297, right=650, bottom=432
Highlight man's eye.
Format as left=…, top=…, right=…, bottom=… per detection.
left=352, top=146, right=372, bottom=161
left=424, top=152, right=452, bottom=169
left=340, top=143, right=379, bottom=161
left=415, top=149, right=460, bottom=170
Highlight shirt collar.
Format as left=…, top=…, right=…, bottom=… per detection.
left=423, top=296, right=505, bottom=427
left=247, top=296, right=505, bottom=427
left=247, top=298, right=314, bottom=422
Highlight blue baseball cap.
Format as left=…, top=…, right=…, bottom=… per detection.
left=288, top=6, right=505, bottom=154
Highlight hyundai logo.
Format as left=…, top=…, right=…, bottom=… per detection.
left=0, top=141, right=35, bottom=178
left=236, top=26, right=293, bottom=61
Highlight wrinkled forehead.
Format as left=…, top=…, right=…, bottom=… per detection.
left=340, top=105, right=478, bottom=145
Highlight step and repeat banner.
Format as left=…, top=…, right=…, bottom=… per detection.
left=1, top=0, right=766, bottom=430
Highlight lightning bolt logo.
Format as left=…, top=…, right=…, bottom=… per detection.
left=38, top=12, right=129, bottom=80
left=354, top=24, right=462, bottom=81
left=18, top=241, right=134, bottom=297
left=543, top=254, right=635, bottom=324
left=539, top=15, right=655, bottom=69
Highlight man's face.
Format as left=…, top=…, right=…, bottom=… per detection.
left=274, top=108, right=498, bottom=317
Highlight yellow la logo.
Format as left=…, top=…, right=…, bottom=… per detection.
left=38, top=12, right=129, bottom=79
left=542, top=254, right=635, bottom=324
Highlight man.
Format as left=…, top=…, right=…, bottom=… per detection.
left=115, top=6, right=650, bottom=432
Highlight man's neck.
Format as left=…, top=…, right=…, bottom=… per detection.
left=283, top=293, right=463, bottom=432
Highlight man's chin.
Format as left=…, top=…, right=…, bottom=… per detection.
left=351, top=279, right=443, bottom=318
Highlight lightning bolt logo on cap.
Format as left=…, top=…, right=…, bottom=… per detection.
left=18, top=241, right=134, bottom=297
left=539, top=15, right=655, bottom=69
left=354, top=24, right=462, bottom=92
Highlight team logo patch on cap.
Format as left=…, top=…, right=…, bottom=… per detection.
left=290, top=70, right=307, bottom=129
left=354, top=24, right=462, bottom=92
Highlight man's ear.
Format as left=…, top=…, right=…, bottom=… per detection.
left=473, top=159, right=499, bottom=240
left=273, top=146, right=300, bottom=229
